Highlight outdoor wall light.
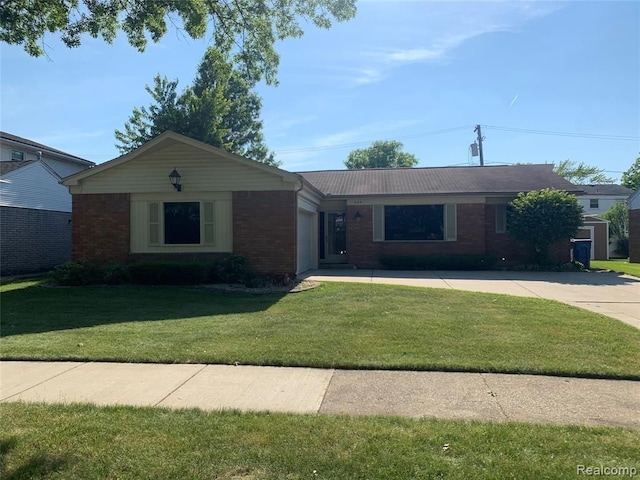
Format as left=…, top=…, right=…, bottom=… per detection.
left=169, top=168, right=182, bottom=191
left=354, top=211, right=362, bottom=220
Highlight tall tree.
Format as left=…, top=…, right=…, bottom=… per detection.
left=553, top=159, right=615, bottom=184
left=115, top=48, right=276, bottom=166
left=1, top=0, right=356, bottom=84
left=345, top=141, right=419, bottom=169
left=508, top=189, right=584, bottom=264
left=621, top=156, right=640, bottom=191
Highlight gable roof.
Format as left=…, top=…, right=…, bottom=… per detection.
left=0, top=160, right=35, bottom=175
left=62, top=131, right=303, bottom=187
left=575, top=184, right=634, bottom=196
left=0, top=131, right=94, bottom=166
left=297, top=164, right=582, bottom=197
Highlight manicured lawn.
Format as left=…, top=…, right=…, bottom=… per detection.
left=1, top=403, right=638, bottom=480
left=2, top=280, right=640, bottom=379
left=592, top=259, right=640, bottom=278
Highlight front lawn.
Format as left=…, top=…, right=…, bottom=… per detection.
left=2, top=280, right=639, bottom=379
left=592, top=259, right=640, bottom=278
left=1, top=403, right=638, bottom=480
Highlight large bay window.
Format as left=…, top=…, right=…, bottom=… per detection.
left=373, top=204, right=456, bottom=242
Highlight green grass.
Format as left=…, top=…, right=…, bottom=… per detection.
left=592, top=259, right=640, bottom=278
left=1, top=402, right=638, bottom=480
left=2, top=280, right=640, bottom=379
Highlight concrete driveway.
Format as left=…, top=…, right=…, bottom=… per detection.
left=301, top=269, right=640, bottom=329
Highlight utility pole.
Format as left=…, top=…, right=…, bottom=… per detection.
left=474, top=125, right=484, bottom=166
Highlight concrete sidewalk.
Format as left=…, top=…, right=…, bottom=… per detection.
left=302, top=269, right=640, bottom=329
left=2, top=361, right=639, bottom=429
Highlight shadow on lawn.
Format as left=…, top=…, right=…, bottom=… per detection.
left=0, top=436, right=71, bottom=480
left=0, top=284, right=286, bottom=337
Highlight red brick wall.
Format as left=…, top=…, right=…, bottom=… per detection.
left=346, top=204, right=487, bottom=268
left=72, top=193, right=130, bottom=262
left=629, top=209, right=640, bottom=263
left=484, top=204, right=570, bottom=264
left=233, top=191, right=297, bottom=275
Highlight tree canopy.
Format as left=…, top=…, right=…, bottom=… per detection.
left=344, top=141, right=419, bottom=169
left=508, top=189, right=584, bottom=264
left=621, top=156, right=640, bottom=191
left=553, top=159, right=614, bottom=184
left=1, top=0, right=357, bottom=84
left=115, top=47, right=276, bottom=165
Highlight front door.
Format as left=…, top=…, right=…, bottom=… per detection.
left=324, top=212, right=347, bottom=263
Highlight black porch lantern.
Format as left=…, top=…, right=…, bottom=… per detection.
left=169, top=168, right=182, bottom=191
left=354, top=210, right=362, bottom=220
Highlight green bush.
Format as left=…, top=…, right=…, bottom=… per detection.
left=127, top=261, right=209, bottom=285
left=379, top=254, right=498, bottom=271
left=49, top=257, right=254, bottom=286
left=208, top=255, right=252, bottom=284
left=50, top=261, right=104, bottom=286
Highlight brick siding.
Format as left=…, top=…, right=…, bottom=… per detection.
left=629, top=209, right=640, bottom=263
left=72, top=193, right=131, bottom=262
left=346, top=204, right=487, bottom=268
left=1, top=206, right=72, bottom=275
left=233, top=191, right=297, bottom=275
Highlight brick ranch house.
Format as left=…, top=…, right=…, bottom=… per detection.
left=62, top=131, right=583, bottom=276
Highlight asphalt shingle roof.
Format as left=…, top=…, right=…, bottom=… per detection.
left=297, top=164, right=581, bottom=197
left=0, top=160, right=35, bottom=175
left=576, top=184, right=634, bottom=196
left=0, top=131, right=92, bottom=164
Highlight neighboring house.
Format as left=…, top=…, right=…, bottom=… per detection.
left=576, top=184, right=633, bottom=215
left=0, top=132, right=94, bottom=275
left=629, top=189, right=640, bottom=263
left=62, top=132, right=583, bottom=276
left=574, top=184, right=633, bottom=258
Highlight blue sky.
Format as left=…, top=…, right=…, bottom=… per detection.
left=1, top=1, right=638, bottom=180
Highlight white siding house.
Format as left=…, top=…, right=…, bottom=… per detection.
left=0, top=131, right=94, bottom=275
left=576, top=184, right=634, bottom=215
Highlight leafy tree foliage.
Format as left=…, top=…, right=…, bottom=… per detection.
left=1, top=0, right=356, bottom=84
left=344, top=141, right=419, bottom=169
left=115, top=48, right=276, bottom=165
left=621, top=156, right=640, bottom=191
left=508, top=189, right=584, bottom=264
left=601, top=202, right=629, bottom=240
left=553, top=159, right=614, bottom=184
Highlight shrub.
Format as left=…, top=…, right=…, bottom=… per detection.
left=127, top=261, right=209, bottom=285
left=208, top=255, right=252, bottom=284
left=379, top=254, right=498, bottom=271
left=50, top=261, right=104, bottom=286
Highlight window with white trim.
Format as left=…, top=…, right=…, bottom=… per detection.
left=373, top=204, right=456, bottom=241
left=148, top=201, right=215, bottom=246
left=589, top=199, right=599, bottom=209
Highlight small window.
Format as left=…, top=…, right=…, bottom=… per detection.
left=496, top=205, right=507, bottom=233
left=590, top=199, right=599, bottom=209
left=11, top=150, right=24, bottom=161
left=164, top=202, right=200, bottom=244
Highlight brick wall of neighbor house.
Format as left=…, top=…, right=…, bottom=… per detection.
left=629, top=209, right=640, bottom=263
left=0, top=206, right=72, bottom=275
left=346, top=204, right=487, bottom=268
left=233, top=191, right=297, bottom=275
left=72, top=193, right=131, bottom=262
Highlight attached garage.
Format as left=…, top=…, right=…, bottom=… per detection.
left=297, top=208, right=317, bottom=274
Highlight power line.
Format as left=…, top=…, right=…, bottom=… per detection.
left=484, top=125, right=640, bottom=141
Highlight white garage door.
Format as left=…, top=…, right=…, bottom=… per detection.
left=297, top=209, right=315, bottom=274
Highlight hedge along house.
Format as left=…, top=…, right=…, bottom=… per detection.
left=63, top=131, right=582, bottom=276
